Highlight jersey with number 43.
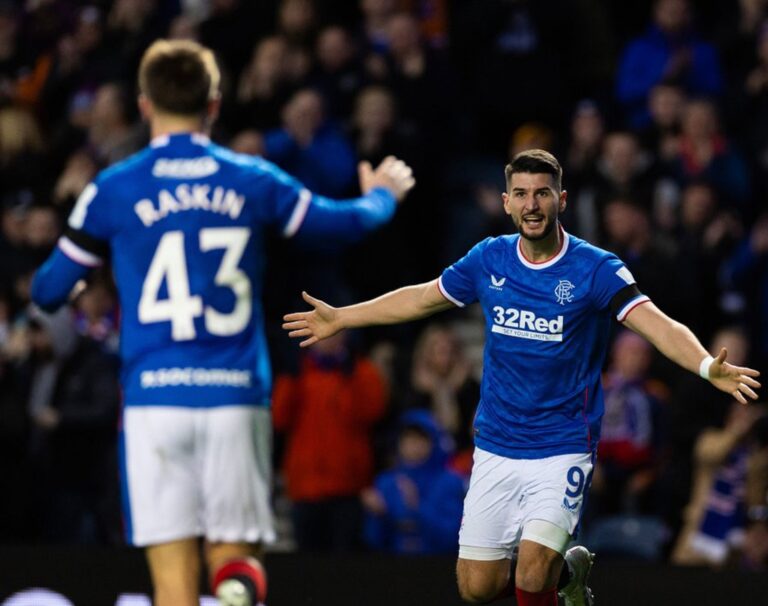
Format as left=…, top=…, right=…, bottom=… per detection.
left=35, top=133, right=397, bottom=407
left=438, top=229, right=649, bottom=459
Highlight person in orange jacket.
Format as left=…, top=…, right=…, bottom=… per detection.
left=272, top=331, right=388, bottom=551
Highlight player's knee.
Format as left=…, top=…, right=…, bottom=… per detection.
left=457, top=582, right=497, bottom=604
left=515, top=560, right=557, bottom=593
left=456, top=572, right=504, bottom=603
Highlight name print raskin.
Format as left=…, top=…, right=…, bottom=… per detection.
left=134, top=184, right=245, bottom=227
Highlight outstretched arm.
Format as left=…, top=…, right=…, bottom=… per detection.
left=283, top=279, right=454, bottom=347
left=623, top=301, right=760, bottom=404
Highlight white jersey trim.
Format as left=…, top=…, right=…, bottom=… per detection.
left=437, top=276, right=465, bottom=307
left=150, top=132, right=210, bottom=148
left=58, top=235, right=103, bottom=267
left=616, top=295, right=650, bottom=322
left=516, top=227, right=570, bottom=270
left=282, top=188, right=312, bottom=238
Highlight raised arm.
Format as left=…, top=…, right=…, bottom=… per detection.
left=282, top=279, right=454, bottom=347
left=623, top=301, right=760, bottom=404
left=287, top=156, right=415, bottom=244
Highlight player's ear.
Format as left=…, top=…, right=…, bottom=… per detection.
left=137, top=94, right=152, bottom=122
left=502, top=192, right=512, bottom=215
left=559, top=189, right=568, bottom=213
left=206, top=93, right=222, bottom=126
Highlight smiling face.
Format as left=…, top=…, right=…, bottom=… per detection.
left=502, top=172, right=567, bottom=241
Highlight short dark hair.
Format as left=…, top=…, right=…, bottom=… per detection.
left=505, top=149, right=562, bottom=191
left=138, top=40, right=220, bottom=116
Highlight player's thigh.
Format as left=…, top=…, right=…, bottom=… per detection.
left=145, top=538, right=201, bottom=606
left=459, top=447, right=525, bottom=554
left=200, top=406, right=275, bottom=543
left=121, top=407, right=202, bottom=546
left=519, top=452, right=594, bottom=552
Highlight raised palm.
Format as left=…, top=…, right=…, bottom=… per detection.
left=708, top=347, right=761, bottom=404
left=282, top=291, right=341, bottom=347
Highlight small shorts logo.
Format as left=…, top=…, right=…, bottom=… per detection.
left=554, top=280, right=575, bottom=305
left=562, top=496, right=579, bottom=512
left=489, top=274, right=506, bottom=290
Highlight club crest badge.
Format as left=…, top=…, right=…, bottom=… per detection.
left=554, top=280, right=575, bottom=305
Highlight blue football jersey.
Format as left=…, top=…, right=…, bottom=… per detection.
left=439, top=228, right=649, bottom=459
left=36, top=133, right=396, bottom=407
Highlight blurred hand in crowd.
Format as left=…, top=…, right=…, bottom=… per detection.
left=53, top=150, right=97, bottom=206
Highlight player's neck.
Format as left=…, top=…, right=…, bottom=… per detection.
left=519, top=223, right=563, bottom=262
left=150, top=115, right=207, bottom=140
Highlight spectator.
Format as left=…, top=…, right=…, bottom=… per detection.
left=0, top=106, right=47, bottom=194
left=359, top=0, right=397, bottom=55
left=724, top=213, right=768, bottom=374
left=277, top=0, right=318, bottom=50
left=264, top=87, right=357, bottom=197
left=671, top=402, right=768, bottom=567
left=380, top=12, right=456, bottom=155
left=23, top=307, right=121, bottom=544
left=103, top=0, right=169, bottom=81
left=310, top=25, right=367, bottom=119
left=87, top=81, right=146, bottom=165
left=223, top=35, right=291, bottom=134
left=591, top=331, right=668, bottom=517
left=272, top=332, right=388, bottom=551
left=575, top=131, right=656, bottom=244
left=673, top=183, right=743, bottom=339
left=363, top=409, right=465, bottom=554
left=641, top=83, right=686, bottom=165
left=72, top=276, right=120, bottom=353
left=0, top=196, right=31, bottom=296
left=0, top=291, right=31, bottom=541
left=345, top=85, right=427, bottom=299
left=616, top=0, right=724, bottom=128
left=669, top=98, right=751, bottom=211
left=602, top=197, right=684, bottom=320
left=401, top=0, right=450, bottom=49
left=740, top=21, right=768, bottom=200
left=402, top=323, right=479, bottom=451
left=23, top=205, right=60, bottom=269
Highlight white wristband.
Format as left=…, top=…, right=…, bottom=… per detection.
left=699, top=355, right=715, bottom=380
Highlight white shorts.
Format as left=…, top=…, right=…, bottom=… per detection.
left=119, top=405, right=275, bottom=547
left=458, top=448, right=594, bottom=559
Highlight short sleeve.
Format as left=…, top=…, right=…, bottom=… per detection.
left=591, top=256, right=650, bottom=321
left=438, top=239, right=489, bottom=307
left=60, top=179, right=113, bottom=267
left=247, top=158, right=310, bottom=237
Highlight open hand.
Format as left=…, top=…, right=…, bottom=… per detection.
left=708, top=347, right=761, bottom=404
left=282, top=291, right=342, bottom=347
left=359, top=155, right=415, bottom=202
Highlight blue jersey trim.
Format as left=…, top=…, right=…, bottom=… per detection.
left=118, top=424, right=134, bottom=545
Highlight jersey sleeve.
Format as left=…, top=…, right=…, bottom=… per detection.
left=590, top=256, right=650, bottom=321
left=438, top=239, right=489, bottom=307
left=60, top=180, right=113, bottom=267
left=251, top=158, right=397, bottom=242
left=31, top=180, right=113, bottom=311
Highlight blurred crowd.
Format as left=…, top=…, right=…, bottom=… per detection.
left=0, top=0, right=767, bottom=572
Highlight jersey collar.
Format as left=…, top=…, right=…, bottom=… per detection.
left=516, top=225, right=570, bottom=270
left=150, top=132, right=210, bottom=148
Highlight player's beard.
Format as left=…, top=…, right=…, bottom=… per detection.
left=515, top=213, right=557, bottom=241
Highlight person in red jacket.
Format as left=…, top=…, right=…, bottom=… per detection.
left=272, top=331, right=387, bottom=551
